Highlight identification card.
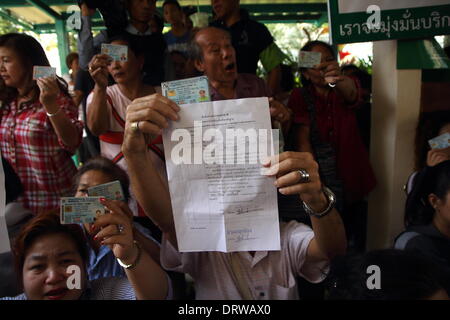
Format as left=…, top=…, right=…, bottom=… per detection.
left=88, top=180, right=125, bottom=201
left=161, top=76, right=210, bottom=105
left=298, top=51, right=322, bottom=68
left=33, top=66, right=56, bottom=79
left=101, top=43, right=128, bottom=62
left=60, top=197, right=107, bottom=224
left=429, top=132, right=450, bottom=149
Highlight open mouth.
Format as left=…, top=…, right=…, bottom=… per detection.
left=224, top=63, right=235, bottom=71
left=45, top=287, right=68, bottom=300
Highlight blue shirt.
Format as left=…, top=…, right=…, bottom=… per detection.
left=85, top=222, right=159, bottom=281
left=163, top=30, right=191, bottom=54
left=1, top=277, right=136, bottom=300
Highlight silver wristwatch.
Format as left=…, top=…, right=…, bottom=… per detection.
left=302, top=186, right=336, bottom=218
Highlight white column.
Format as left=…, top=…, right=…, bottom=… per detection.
left=366, top=40, right=422, bottom=250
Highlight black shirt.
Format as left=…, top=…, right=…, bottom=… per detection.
left=396, top=224, right=450, bottom=292
left=125, top=32, right=167, bottom=86
left=210, top=9, right=274, bottom=75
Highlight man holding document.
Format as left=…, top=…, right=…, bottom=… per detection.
left=119, top=27, right=347, bottom=300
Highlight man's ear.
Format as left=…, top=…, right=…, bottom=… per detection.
left=194, top=59, right=205, bottom=73
left=428, top=193, right=441, bottom=210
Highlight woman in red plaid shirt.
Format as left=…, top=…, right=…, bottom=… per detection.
left=0, top=33, right=83, bottom=214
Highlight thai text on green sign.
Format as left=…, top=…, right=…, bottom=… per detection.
left=328, top=0, right=450, bottom=44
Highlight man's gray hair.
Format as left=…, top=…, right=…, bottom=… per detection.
left=187, top=27, right=232, bottom=62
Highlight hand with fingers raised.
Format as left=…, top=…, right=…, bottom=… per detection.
left=91, top=199, right=137, bottom=266
left=262, top=151, right=331, bottom=214
left=427, top=147, right=450, bottom=167
left=315, top=61, right=345, bottom=87
left=88, top=54, right=110, bottom=89
left=37, top=77, right=60, bottom=110
left=122, top=93, right=180, bottom=155
left=269, top=97, right=292, bottom=127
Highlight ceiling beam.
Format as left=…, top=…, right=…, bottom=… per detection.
left=0, top=8, right=35, bottom=31
left=0, top=1, right=328, bottom=14
left=25, top=0, right=62, bottom=19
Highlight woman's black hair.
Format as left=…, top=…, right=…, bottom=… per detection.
left=326, top=249, right=449, bottom=300
left=299, top=40, right=336, bottom=88
left=405, top=160, right=450, bottom=227
left=109, top=32, right=145, bottom=58
left=414, top=110, right=450, bottom=171
left=73, top=156, right=131, bottom=202
left=0, top=33, right=69, bottom=103
left=14, top=211, right=88, bottom=288
left=151, top=13, right=165, bottom=34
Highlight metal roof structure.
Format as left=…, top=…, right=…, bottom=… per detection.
left=0, top=1, right=328, bottom=73
left=0, top=1, right=328, bottom=32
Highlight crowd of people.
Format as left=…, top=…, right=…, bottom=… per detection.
left=0, top=0, right=449, bottom=300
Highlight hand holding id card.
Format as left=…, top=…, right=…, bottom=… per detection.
left=162, top=76, right=210, bottom=105
left=88, top=180, right=125, bottom=201
left=33, top=66, right=56, bottom=80
left=298, top=51, right=322, bottom=68
left=60, top=197, right=107, bottom=224
left=101, top=43, right=128, bottom=62
left=429, top=132, right=450, bottom=149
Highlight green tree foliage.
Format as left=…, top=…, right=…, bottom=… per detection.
left=0, top=15, right=24, bottom=34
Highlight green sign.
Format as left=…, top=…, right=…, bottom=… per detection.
left=328, top=0, right=450, bottom=44
left=397, top=38, right=450, bottom=69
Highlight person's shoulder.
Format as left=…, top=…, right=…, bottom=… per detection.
left=280, top=220, right=313, bottom=237
left=90, top=277, right=135, bottom=300
left=106, top=84, right=120, bottom=94
left=279, top=221, right=314, bottom=253
left=106, top=84, right=125, bottom=101
left=237, top=73, right=269, bottom=90
left=0, top=293, right=27, bottom=300
left=237, top=73, right=270, bottom=96
left=238, top=73, right=263, bottom=83
left=245, top=18, right=272, bottom=36
left=247, top=18, right=268, bottom=29
left=402, top=228, right=442, bottom=252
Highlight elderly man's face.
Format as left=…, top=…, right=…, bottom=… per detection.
left=195, top=28, right=237, bottom=84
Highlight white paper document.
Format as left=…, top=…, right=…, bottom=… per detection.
left=162, top=97, right=280, bottom=252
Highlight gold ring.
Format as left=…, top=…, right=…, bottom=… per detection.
left=131, top=121, right=140, bottom=133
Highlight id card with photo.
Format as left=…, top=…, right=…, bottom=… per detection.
left=429, top=132, right=450, bottom=149
left=33, top=66, right=56, bottom=79
left=101, top=43, right=128, bottom=62
left=88, top=180, right=125, bottom=201
left=60, top=197, right=107, bottom=224
left=298, top=51, right=322, bottom=68
left=162, top=76, right=210, bottom=105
